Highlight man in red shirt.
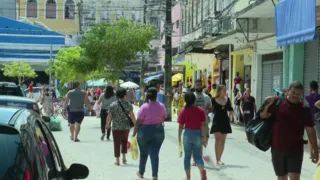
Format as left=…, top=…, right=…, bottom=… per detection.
left=260, top=81, right=319, bottom=180
left=28, top=81, right=34, bottom=98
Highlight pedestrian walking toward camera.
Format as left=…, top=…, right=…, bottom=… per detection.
left=133, top=87, right=166, bottom=180
left=307, top=81, right=320, bottom=149
left=98, top=86, right=117, bottom=141
left=211, top=85, right=238, bottom=166
left=106, top=88, right=136, bottom=166
left=63, top=81, right=91, bottom=142
left=178, top=91, right=207, bottom=180
left=240, top=88, right=256, bottom=139
left=191, top=79, right=212, bottom=166
left=260, top=81, right=319, bottom=180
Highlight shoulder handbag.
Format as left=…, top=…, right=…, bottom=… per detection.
left=245, top=96, right=285, bottom=151
left=118, top=101, right=134, bottom=128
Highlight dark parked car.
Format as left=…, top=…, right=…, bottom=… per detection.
left=0, top=96, right=40, bottom=114
left=0, top=82, right=25, bottom=97
left=0, top=108, right=89, bottom=180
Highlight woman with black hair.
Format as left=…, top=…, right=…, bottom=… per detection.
left=133, top=87, right=166, bottom=180
left=178, top=92, right=207, bottom=180
left=106, top=88, right=136, bottom=165
left=98, top=86, right=117, bottom=141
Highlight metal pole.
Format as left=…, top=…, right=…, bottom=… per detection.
left=164, top=0, right=172, bottom=121
left=139, top=0, right=147, bottom=106
left=49, top=44, right=53, bottom=86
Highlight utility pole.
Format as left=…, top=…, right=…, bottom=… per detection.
left=77, top=0, right=83, bottom=34
left=49, top=44, right=53, bottom=86
left=139, top=0, right=147, bottom=106
left=164, top=0, right=172, bottom=121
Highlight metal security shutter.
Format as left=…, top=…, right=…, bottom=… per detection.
left=304, top=35, right=319, bottom=93
left=261, top=61, right=283, bottom=103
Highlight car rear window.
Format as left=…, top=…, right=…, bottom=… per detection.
left=0, top=87, right=24, bottom=96
left=0, top=126, right=26, bottom=180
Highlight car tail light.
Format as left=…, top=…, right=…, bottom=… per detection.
left=33, top=104, right=40, bottom=114
left=24, top=166, right=31, bottom=180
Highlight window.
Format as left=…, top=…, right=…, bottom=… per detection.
left=176, top=20, right=179, bottom=29
left=65, top=0, right=75, bottom=19
left=34, top=121, right=55, bottom=172
left=27, top=0, right=37, bottom=18
left=45, top=0, right=57, bottom=19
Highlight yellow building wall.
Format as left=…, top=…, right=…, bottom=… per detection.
left=19, top=0, right=79, bottom=35
left=230, top=48, right=254, bottom=102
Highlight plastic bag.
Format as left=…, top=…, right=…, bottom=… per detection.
left=131, top=136, right=139, bottom=160
left=314, top=166, right=320, bottom=180
left=203, top=146, right=214, bottom=167
left=178, top=141, right=183, bottom=158
left=49, top=117, right=62, bottom=131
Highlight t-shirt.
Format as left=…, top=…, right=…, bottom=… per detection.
left=178, top=106, right=206, bottom=129
left=29, top=84, right=33, bottom=93
left=210, top=89, right=216, bottom=97
left=137, top=101, right=166, bottom=125
left=305, top=93, right=320, bottom=122
left=268, top=98, right=314, bottom=153
left=100, top=94, right=117, bottom=110
left=177, top=95, right=185, bottom=111
left=241, top=95, right=255, bottom=114
left=194, top=92, right=211, bottom=114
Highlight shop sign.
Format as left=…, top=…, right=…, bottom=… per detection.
left=172, top=65, right=185, bottom=72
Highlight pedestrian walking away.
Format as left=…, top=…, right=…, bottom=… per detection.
left=260, top=81, right=319, bottom=180
left=106, top=87, right=136, bottom=166
left=178, top=91, right=208, bottom=180
left=97, top=86, right=117, bottom=141
left=63, top=81, right=91, bottom=142
left=133, top=87, right=166, bottom=180
left=211, top=85, right=238, bottom=166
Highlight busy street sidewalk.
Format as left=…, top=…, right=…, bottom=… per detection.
left=51, top=105, right=316, bottom=180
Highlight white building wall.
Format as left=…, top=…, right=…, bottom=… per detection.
left=253, top=36, right=283, bottom=107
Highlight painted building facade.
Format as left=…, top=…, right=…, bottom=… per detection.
left=17, top=0, right=80, bottom=35
left=1, top=0, right=16, bottom=20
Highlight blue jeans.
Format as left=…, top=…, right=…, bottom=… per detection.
left=137, top=124, right=165, bottom=177
left=183, top=129, right=204, bottom=170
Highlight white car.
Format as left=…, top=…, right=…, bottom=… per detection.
left=24, top=87, right=42, bottom=101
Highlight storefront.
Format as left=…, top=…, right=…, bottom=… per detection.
left=303, top=7, right=320, bottom=93
left=172, top=65, right=185, bottom=86
left=260, top=52, right=283, bottom=103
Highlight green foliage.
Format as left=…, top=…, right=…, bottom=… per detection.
left=46, top=46, right=86, bottom=84
left=81, top=18, right=156, bottom=76
left=2, top=62, right=37, bottom=84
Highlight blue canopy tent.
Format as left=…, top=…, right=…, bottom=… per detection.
left=86, top=78, right=108, bottom=87
left=144, top=73, right=163, bottom=83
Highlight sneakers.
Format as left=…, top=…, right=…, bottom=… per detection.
left=100, top=133, right=105, bottom=141
left=201, top=170, right=207, bottom=180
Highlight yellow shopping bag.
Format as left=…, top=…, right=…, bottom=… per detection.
left=131, top=136, right=139, bottom=160
left=178, top=141, right=183, bottom=158
left=314, top=166, right=320, bottom=180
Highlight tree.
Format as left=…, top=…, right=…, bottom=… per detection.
left=45, top=46, right=87, bottom=84
left=2, top=62, right=37, bottom=85
left=80, top=18, right=156, bottom=78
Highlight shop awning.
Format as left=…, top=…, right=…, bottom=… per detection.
left=144, top=73, right=163, bottom=83
left=275, top=0, right=316, bottom=46
left=174, top=53, right=185, bottom=64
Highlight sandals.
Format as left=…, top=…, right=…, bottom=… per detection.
left=114, top=162, right=120, bottom=166
left=74, top=138, right=80, bottom=142
left=70, top=136, right=73, bottom=141
left=122, top=160, right=127, bottom=164
left=136, top=172, right=143, bottom=179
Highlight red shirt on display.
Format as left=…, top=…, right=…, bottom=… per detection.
left=178, top=106, right=206, bottom=129
left=29, top=84, right=33, bottom=93
left=268, top=98, right=314, bottom=153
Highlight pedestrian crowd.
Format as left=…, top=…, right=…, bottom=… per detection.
left=59, top=79, right=320, bottom=180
